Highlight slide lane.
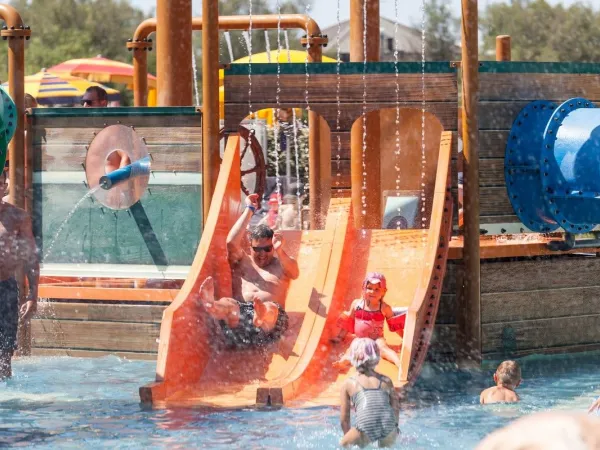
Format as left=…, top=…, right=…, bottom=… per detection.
left=140, top=130, right=452, bottom=409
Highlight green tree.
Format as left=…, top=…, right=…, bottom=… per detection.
left=481, top=0, right=600, bottom=62
left=0, top=0, right=148, bottom=81
left=423, top=0, right=460, bottom=61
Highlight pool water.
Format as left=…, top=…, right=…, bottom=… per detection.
left=1, top=352, right=598, bottom=449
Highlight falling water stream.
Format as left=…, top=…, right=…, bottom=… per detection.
left=393, top=0, right=403, bottom=226
left=43, top=186, right=102, bottom=260
left=191, top=41, right=200, bottom=107
left=224, top=31, right=235, bottom=63
left=335, top=0, right=342, bottom=189
left=420, top=0, right=427, bottom=235
left=273, top=1, right=283, bottom=203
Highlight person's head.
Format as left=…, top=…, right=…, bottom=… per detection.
left=348, top=338, right=380, bottom=373
left=494, top=360, right=521, bottom=389
left=24, top=93, right=37, bottom=109
left=249, top=224, right=275, bottom=268
left=82, top=86, right=108, bottom=107
left=362, top=272, right=388, bottom=304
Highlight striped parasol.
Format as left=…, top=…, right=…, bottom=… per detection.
left=4, top=69, right=120, bottom=106
left=48, top=55, right=157, bottom=89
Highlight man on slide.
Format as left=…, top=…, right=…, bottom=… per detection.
left=198, top=194, right=299, bottom=348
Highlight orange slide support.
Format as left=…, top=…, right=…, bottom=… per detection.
left=139, top=130, right=453, bottom=409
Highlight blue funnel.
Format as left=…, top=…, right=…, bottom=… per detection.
left=99, top=156, right=151, bottom=190
left=506, top=97, right=600, bottom=233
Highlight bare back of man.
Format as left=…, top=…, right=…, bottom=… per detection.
left=0, top=174, right=40, bottom=379
left=198, top=194, right=299, bottom=348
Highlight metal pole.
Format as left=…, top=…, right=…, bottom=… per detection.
left=201, top=0, right=220, bottom=222
left=349, top=0, right=380, bottom=229
left=0, top=4, right=30, bottom=356
left=130, top=15, right=325, bottom=106
left=457, top=0, right=481, bottom=368
left=0, top=5, right=28, bottom=209
left=156, top=0, right=193, bottom=106
left=495, top=35, right=511, bottom=61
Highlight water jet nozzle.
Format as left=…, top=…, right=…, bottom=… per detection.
left=99, top=156, right=151, bottom=190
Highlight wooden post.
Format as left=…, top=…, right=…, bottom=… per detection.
left=0, top=4, right=31, bottom=355
left=201, top=0, right=220, bottom=222
left=457, top=0, right=481, bottom=368
left=306, top=41, right=326, bottom=229
left=349, top=0, right=381, bottom=229
left=496, top=35, right=511, bottom=61
left=132, top=43, right=148, bottom=107
left=156, top=0, right=193, bottom=106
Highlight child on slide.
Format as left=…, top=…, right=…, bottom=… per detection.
left=331, top=272, right=404, bottom=371
left=339, top=338, right=399, bottom=448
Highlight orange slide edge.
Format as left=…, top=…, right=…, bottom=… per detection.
left=139, top=135, right=244, bottom=404
left=399, top=130, right=454, bottom=386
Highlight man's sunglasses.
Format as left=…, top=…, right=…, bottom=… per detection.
left=252, top=245, right=273, bottom=253
left=81, top=99, right=94, bottom=106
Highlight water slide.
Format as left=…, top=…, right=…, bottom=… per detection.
left=139, top=129, right=453, bottom=409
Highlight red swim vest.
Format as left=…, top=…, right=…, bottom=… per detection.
left=354, top=300, right=385, bottom=340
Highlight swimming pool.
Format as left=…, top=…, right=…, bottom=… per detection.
left=1, top=352, right=598, bottom=449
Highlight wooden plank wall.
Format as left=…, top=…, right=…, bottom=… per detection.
left=31, top=300, right=168, bottom=360
left=31, top=114, right=202, bottom=173
left=437, top=255, right=600, bottom=361
left=477, top=71, right=600, bottom=225
left=224, top=71, right=459, bottom=198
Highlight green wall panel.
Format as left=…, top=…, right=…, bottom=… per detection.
left=34, top=183, right=202, bottom=266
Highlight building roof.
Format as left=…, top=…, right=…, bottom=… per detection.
left=321, top=16, right=424, bottom=56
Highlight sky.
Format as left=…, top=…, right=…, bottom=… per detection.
left=130, top=0, right=597, bottom=29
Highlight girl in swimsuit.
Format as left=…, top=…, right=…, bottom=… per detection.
left=339, top=338, right=399, bottom=448
left=332, top=273, right=403, bottom=370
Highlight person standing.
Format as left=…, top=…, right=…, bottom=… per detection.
left=0, top=168, right=39, bottom=379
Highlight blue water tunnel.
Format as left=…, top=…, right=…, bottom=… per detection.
left=506, top=97, right=600, bottom=234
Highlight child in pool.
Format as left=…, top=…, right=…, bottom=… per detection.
left=332, top=272, right=403, bottom=370
left=480, top=360, right=521, bottom=404
left=339, top=338, right=400, bottom=448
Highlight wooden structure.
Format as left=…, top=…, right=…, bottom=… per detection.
left=138, top=122, right=453, bottom=407
left=28, top=108, right=202, bottom=358
left=437, top=62, right=600, bottom=362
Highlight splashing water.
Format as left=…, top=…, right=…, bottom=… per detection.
left=43, top=186, right=101, bottom=260
left=224, top=31, right=235, bottom=63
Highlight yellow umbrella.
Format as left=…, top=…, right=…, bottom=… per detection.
left=4, top=69, right=120, bottom=106
left=48, top=55, right=157, bottom=106
left=219, top=50, right=336, bottom=122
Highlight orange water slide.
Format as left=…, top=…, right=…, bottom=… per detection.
left=139, top=130, right=453, bottom=409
